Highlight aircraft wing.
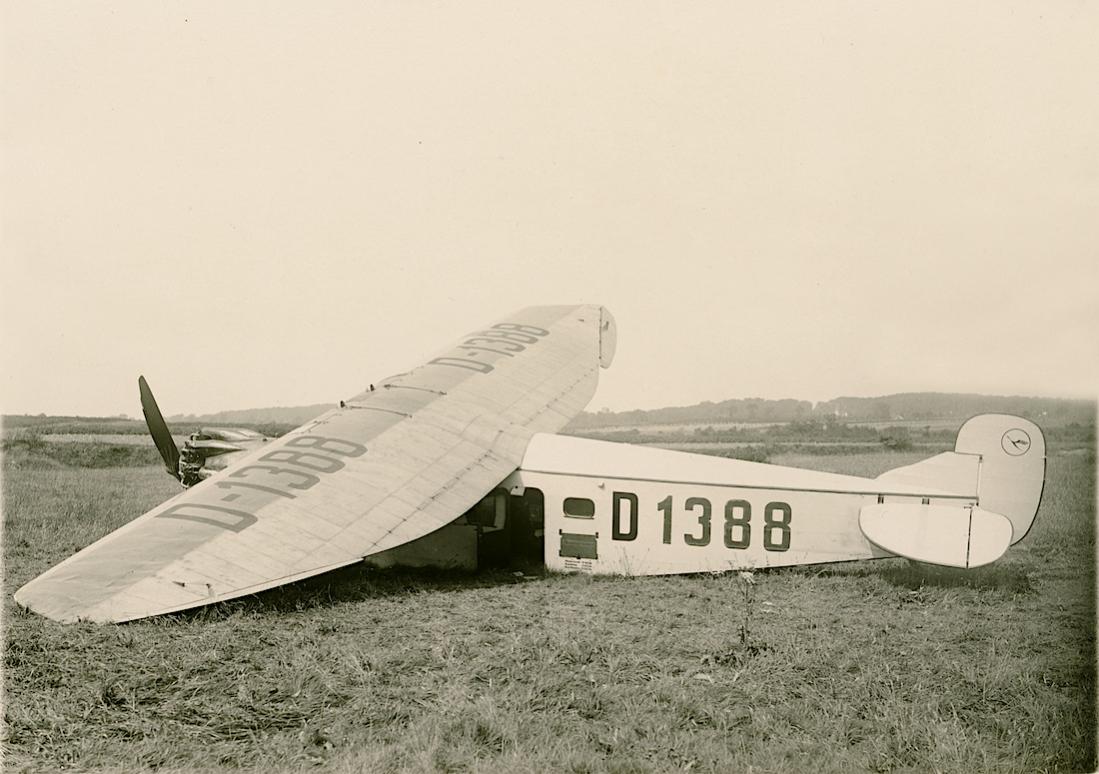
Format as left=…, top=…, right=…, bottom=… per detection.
left=15, top=304, right=616, bottom=622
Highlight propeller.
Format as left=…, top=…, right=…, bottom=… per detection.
left=138, top=375, right=181, bottom=480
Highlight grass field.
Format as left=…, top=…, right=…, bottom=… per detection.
left=2, top=445, right=1095, bottom=773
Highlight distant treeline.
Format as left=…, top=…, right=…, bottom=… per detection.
left=570, top=393, right=1095, bottom=429
left=5, top=392, right=1093, bottom=439
left=168, top=403, right=335, bottom=428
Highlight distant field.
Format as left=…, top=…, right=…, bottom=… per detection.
left=845, top=418, right=968, bottom=431
left=1, top=416, right=299, bottom=440
left=637, top=440, right=947, bottom=454
left=1, top=416, right=149, bottom=434
left=5, top=411, right=1092, bottom=465
left=3, top=440, right=1094, bottom=773
left=566, top=417, right=1092, bottom=459
left=1, top=436, right=163, bottom=469
left=6, top=433, right=179, bottom=446
left=571, top=420, right=789, bottom=435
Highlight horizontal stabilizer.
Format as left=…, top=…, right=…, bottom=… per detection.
left=875, top=414, right=1045, bottom=545
left=859, top=503, right=1012, bottom=568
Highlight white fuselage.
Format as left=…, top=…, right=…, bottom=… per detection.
left=368, top=433, right=977, bottom=575
left=511, top=434, right=976, bottom=575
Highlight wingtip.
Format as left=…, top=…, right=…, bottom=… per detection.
left=12, top=583, right=80, bottom=624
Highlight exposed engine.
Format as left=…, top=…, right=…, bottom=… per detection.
left=139, top=375, right=271, bottom=488
left=176, top=428, right=270, bottom=486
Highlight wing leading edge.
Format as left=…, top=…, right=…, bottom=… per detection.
left=15, top=305, right=615, bottom=622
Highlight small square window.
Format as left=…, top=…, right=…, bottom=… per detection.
left=560, top=532, right=598, bottom=559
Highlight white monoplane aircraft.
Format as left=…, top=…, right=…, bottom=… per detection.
left=14, top=305, right=1045, bottom=623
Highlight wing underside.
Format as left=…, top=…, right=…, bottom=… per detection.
left=15, top=305, right=614, bottom=622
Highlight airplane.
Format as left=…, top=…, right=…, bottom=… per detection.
left=13, top=305, right=1046, bottom=623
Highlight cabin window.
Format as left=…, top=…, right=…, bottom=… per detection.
left=563, top=497, right=595, bottom=519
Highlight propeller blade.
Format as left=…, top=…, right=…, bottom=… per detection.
left=138, top=375, right=180, bottom=479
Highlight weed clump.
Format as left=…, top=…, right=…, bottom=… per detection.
left=703, top=571, right=771, bottom=668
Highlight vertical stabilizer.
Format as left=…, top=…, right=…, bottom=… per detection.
left=955, top=414, right=1045, bottom=544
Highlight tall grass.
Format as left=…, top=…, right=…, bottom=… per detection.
left=2, top=436, right=163, bottom=470
left=3, top=451, right=1094, bottom=772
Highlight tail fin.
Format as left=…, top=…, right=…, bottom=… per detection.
left=955, top=414, right=1045, bottom=544
left=876, top=414, right=1045, bottom=545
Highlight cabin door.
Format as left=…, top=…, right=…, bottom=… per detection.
left=471, top=487, right=545, bottom=568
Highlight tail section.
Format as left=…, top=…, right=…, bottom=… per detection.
left=876, top=413, right=1045, bottom=545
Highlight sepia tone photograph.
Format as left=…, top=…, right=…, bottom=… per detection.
left=2, top=2, right=1096, bottom=772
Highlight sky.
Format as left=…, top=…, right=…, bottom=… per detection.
left=3, top=2, right=1097, bottom=418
